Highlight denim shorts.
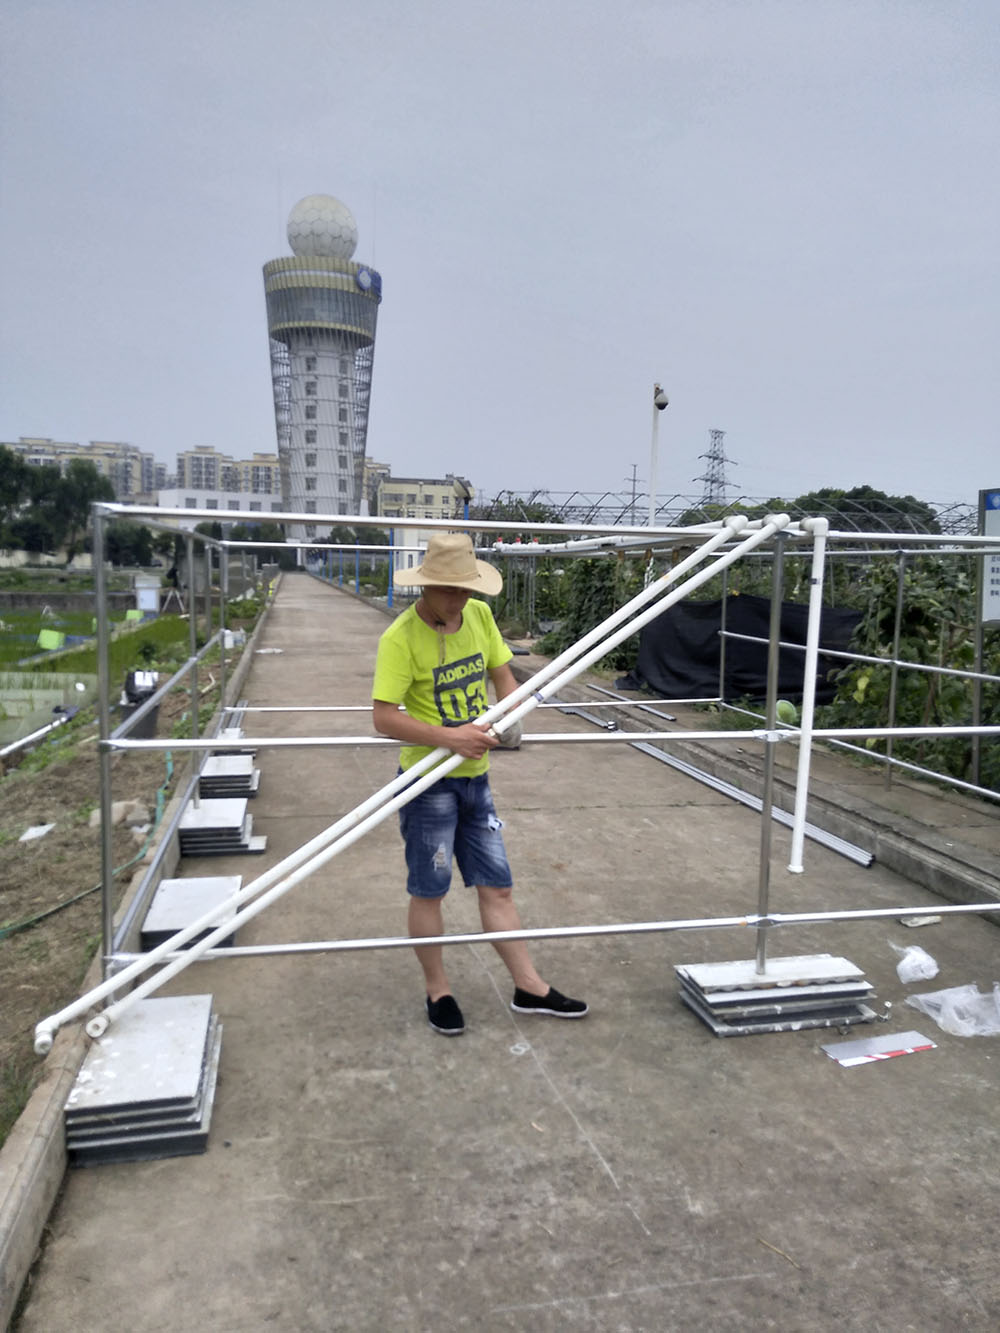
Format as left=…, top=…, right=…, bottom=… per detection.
left=398, top=771, right=513, bottom=898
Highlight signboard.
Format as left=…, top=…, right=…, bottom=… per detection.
left=980, top=489, right=1000, bottom=626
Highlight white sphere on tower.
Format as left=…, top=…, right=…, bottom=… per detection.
left=286, top=194, right=358, bottom=260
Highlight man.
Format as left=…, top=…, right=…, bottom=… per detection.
left=372, top=532, right=588, bottom=1036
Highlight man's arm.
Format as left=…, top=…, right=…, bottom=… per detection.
left=489, top=662, right=518, bottom=701
left=488, top=663, right=523, bottom=747
left=372, top=699, right=498, bottom=760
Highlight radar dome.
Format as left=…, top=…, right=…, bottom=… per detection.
left=287, top=194, right=358, bottom=260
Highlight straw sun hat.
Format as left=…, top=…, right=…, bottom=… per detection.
left=394, top=532, right=503, bottom=596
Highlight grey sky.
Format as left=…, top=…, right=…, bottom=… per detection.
left=2, top=0, right=997, bottom=511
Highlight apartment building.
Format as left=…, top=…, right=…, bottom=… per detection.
left=3, top=436, right=165, bottom=500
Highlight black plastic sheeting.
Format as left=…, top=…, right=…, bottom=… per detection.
left=620, top=594, right=862, bottom=704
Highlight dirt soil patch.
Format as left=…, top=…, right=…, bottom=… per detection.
left=0, top=692, right=190, bottom=1142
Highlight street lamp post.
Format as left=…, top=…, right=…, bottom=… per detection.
left=648, top=383, right=669, bottom=526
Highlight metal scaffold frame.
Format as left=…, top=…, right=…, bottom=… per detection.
left=32, top=502, right=1000, bottom=1053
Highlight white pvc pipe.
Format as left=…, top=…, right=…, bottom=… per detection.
left=787, top=518, right=828, bottom=873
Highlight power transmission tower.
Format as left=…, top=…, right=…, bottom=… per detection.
left=694, top=429, right=735, bottom=506
left=625, top=463, right=643, bottom=524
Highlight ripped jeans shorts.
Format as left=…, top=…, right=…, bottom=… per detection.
left=398, top=771, right=513, bottom=898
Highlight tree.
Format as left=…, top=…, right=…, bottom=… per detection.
left=228, top=520, right=295, bottom=569
left=787, top=486, right=940, bottom=534
left=105, top=521, right=154, bottom=567
left=58, top=459, right=116, bottom=558
left=0, top=446, right=33, bottom=546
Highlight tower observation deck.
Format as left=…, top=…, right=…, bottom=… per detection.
left=263, top=194, right=382, bottom=542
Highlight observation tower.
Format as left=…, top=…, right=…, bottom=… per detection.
left=262, top=194, right=383, bottom=542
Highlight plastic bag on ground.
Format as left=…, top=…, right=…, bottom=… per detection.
left=890, top=943, right=939, bottom=984
left=905, top=984, right=1000, bottom=1037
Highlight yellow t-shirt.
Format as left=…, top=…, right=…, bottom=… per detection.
left=372, top=599, right=513, bottom=777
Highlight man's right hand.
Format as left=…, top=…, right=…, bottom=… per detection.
left=444, top=722, right=499, bottom=759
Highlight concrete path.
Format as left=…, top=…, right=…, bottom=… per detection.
left=12, top=574, right=1000, bottom=1330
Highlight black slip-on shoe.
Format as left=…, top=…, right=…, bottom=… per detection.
left=426, top=994, right=465, bottom=1035
left=510, top=986, right=588, bottom=1018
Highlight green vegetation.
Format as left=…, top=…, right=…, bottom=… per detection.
left=0, top=567, right=134, bottom=594
left=1, top=1055, right=37, bottom=1144
left=21, top=614, right=196, bottom=678
left=482, top=486, right=997, bottom=795
left=0, top=608, right=135, bottom=670
left=678, top=484, right=941, bottom=535
left=0, top=446, right=114, bottom=557
left=817, top=553, right=1000, bottom=791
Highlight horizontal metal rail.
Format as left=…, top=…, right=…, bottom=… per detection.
left=102, top=724, right=1000, bottom=754
left=107, top=899, right=1000, bottom=963
left=721, top=630, right=1000, bottom=687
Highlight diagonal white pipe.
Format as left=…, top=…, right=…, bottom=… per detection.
left=787, top=518, right=829, bottom=872
left=35, top=514, right=790, bottom=1051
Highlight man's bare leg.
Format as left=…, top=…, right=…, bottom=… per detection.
left=408, top=896, right=451, bottom=1001
left=476, top=885, right=548, bottom=995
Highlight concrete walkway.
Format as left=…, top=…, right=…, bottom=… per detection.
left=11, top=574, right=1000, bottom=1330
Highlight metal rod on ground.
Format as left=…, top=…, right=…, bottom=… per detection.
left=34, top=517, right=789, bottom=1051
left=755, top=532, right=786, bottom=973
left=787, top=518, right=828, bottom=872
left=93, top=506, right=115, bottom=982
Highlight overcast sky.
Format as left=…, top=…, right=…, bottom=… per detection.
left=1, top=0, right=997, bottom=513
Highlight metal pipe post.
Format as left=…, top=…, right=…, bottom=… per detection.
left=718, top=566, right=729, bottom=701
left=186, top=534, right=200, bottom=806
left=754, top=532, right=786, bottom=973
left=93, top=508, right=117, bottom=981
left=218, top=544, right=228, bottom=704
left=388, top=528, right=394, bottom=608
left=884, top=550, right=907, bottom=788
left=648, top=383, right=668, bottom=526
left=972, top=549, right=985, bottom=788
left=204, top=546, right=212, bottom=639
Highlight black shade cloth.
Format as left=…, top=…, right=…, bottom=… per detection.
left=624, top=595, right=862, bottom=704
